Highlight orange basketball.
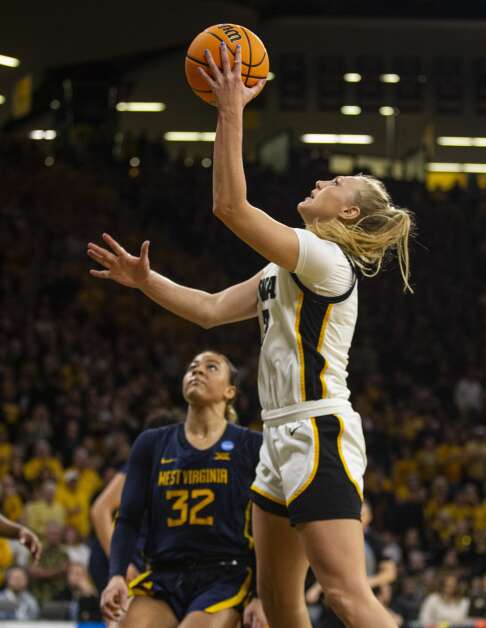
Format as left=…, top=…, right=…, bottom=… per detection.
left=185, top=24, right=270, bottom=106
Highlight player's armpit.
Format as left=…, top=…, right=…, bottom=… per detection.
left=213, top=201, right=300, bottom=272
left=206, top=270, right=263, bottom=328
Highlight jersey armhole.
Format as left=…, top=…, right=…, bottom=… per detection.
left=290, top=254, right=357, bottom=304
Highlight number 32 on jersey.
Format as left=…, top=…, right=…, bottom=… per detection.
left=166, top=488, right=215, bottom=527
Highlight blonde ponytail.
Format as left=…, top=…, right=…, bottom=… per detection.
left=310, top=175, right=415, bottom=293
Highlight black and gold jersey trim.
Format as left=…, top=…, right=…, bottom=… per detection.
left=291, top=258, right=357, bottom=402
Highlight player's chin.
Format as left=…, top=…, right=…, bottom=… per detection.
left=297, top=200, right=314, bottom=222
left=184, top=388, right=208, bottom=405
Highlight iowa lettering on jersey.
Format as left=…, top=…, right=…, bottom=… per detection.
left=259, top=276, right=277, bottom=340
left=158, top=468, right=229, bottom=486
left=259, top=276, right=276, bottom=302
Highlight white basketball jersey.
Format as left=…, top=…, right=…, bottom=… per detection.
left=257, top=228, right=358, bottom=422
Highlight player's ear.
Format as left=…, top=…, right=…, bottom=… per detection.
left=339, top=204, right=360, bottom=222
left=224, top=385, right=236, bottom=403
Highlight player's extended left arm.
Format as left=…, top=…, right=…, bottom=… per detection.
left=0, top=513, right=21, bottom=538
left=202, top=43, right=300, bottom=272
left=0, top=514, right=42, bottom=561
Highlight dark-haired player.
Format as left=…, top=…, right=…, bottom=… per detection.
left=101, top=351, right=267, bottom=628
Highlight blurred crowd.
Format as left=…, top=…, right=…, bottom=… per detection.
left=1, top=136, right=486, bottom=626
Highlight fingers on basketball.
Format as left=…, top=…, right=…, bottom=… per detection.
left=185, top=24, right=269, bottom=105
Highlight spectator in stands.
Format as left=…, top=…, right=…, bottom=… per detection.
left=23, top=440, right=63, bottom=484
left=25, top=480, right=66, bottom=537
left=56, top=470, right=90, bottom=538
left=23, top=404, right=53, bottom=449
left=454, top=369, right=484, bottom=421
left=1, top=473, right=24, bottom=523
left=0, top=566, right=40, bottom=620
left=2, top=137, right=486, bottom=616
left=393, top=576, right=424, bottom=625
left=376, top=584, right=403, bottom=627
left=29, top=521, right=69, bottom=604
left=58, top=419, right=82, bottom=467
left=362, top=501, right=398, bottom=590
left=63, top=526, right=90, bottom=568
left=67, top=447, right=102, bottom=502
left=53, top=562, right=98, bottom=620
left=419, top=573, right=470, bottom=624
left=306, top=501, right=397, bottom=623
left=0, top=426, right=12, bottom=479
left=469, top=574, right=486, bottom=619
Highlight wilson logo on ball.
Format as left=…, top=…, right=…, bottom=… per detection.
left=217, top=24, right=242, bottom=42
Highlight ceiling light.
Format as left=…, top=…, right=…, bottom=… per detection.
left=379, top=106, right=397, bottom=116
left=341, top=105, right=361, bottom=116
left=437, top=137, right=486, bottom=147
left=301, top=134, right=373, bottom=145
left=427, top=163, right=461, bottom=173
left=344, top=73, right=362, bottom=83
left=164, top=132, right=216, bottom=142
left=380, top=73, right=400, bottom=84
left=427, top=162, right=486, bottom=174
left=464, top=163, right=486, bottom=173
left=339, top=134, right=373, bottom=144
left=116, top=102, right=166, bottom=112
left=0, top=95, right=5, bottom=105
left=0, top=54, right=20, bottom=68
left=29, top=130, right=57, bottom=140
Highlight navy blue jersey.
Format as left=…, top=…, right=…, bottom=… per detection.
left=110, top=423, right=262, bottom=577
left=119, top=463, right=147, bottom=569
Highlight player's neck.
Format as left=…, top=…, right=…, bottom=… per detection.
left=185, top=407, right=227, bottom=449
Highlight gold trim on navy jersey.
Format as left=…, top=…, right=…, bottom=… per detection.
left=204, top=567, right=252, bottom=613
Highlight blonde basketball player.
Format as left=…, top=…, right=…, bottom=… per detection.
left=87, top=44, right=413, bottom=628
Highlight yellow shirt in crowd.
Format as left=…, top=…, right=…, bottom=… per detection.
left=24, top=456, right=64, bottom=482
left=56, top=484, right=91, bottom=538
left=25, top=499, right=66, bottom=537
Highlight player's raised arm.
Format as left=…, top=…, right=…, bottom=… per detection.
left=87, top=233, right=261, bottom=328
left=199, top=43, right=300, bottom=272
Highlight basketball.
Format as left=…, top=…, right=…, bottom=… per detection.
left=185, top=23, right=270, bottom=105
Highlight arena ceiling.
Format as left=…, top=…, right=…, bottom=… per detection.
left=2, top=0, right=486, bottom=153
left=2, top=0, right=486, bottom=73
left=233, top=0, right=486, bottom=19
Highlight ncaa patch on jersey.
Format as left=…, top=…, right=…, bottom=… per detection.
left=221, top=440, right=235, bottom=451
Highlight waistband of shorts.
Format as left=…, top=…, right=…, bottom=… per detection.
left=261, top=399, right=353, bottom=426
left=149, top=556, right=247, bottom=571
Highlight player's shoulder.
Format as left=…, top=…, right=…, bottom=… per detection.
left=133, top=424, right=180, bottom=449
left=296, top=226, right=345, bottom=254
left=226, top=424, right=263, bottom=448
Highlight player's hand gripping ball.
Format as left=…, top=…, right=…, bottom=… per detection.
left=185, top=23, right=269, bottom=105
